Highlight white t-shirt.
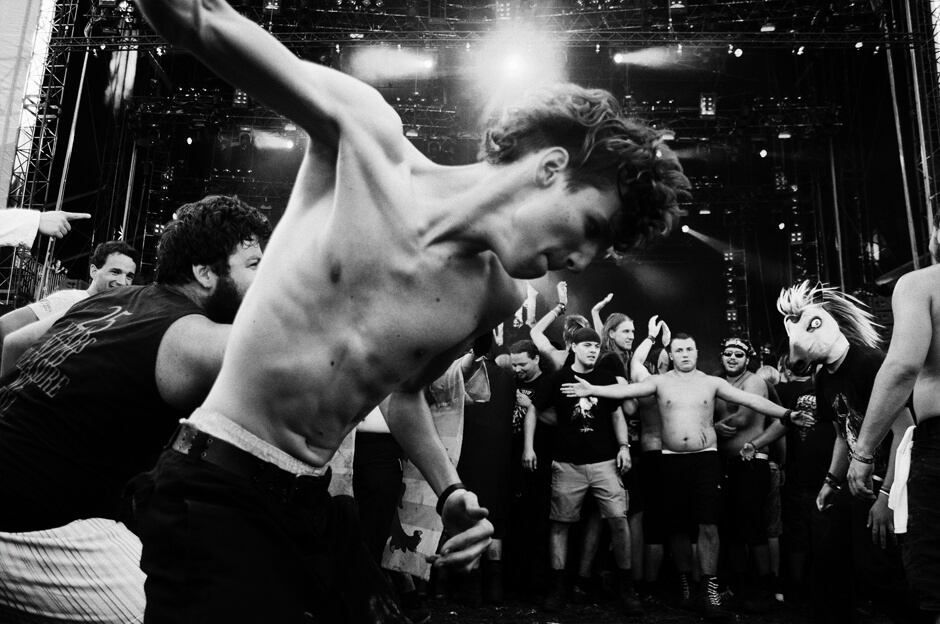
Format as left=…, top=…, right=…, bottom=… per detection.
left=27, top=289, right=89, bottom=320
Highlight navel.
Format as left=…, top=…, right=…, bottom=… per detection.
left=330, top=262, right=342, bottom=284
left=414, top=348, right=427, bottom=359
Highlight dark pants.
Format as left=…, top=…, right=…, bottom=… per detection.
left=906, top=418, right=940, bottom=612
left=814, top=485, right=927, bottom=624
left=506, top=425, right=554, bottom=590
left=353, top=431, right=404, bottom=564
left=131, top=449, right=398, bottom=624
left=721, top=457, right=770, bottom=545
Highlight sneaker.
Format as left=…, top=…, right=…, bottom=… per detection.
left=543, top=571, right=567, bottom=613
left=701, top=576, right=732, bottom=621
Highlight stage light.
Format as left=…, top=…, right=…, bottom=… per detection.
left=661, top=130, right=675, bottom=141
left=777, top=130, right=792, bottom=139
left=375, top=0, right=383, bottom=6
left=613, top=52, right=625, bottom=64
left=778, top=222, right=785, bottom=230
left=503, top=54, right=526, bottom=77
left=699, top=208, right=712, bottom=215
left=596, top=44, right=601, bottom=53
left=347, top=47, right=438, bottom=82
left=699, top=93, right=716, bottom=117
left=405, top=128, right=419, bottom=138
left=790, top=231, right=804, bottom=245
left=681, top=225, right=690, bottom=233
left=759, top=149, right=768, bottom=158
left=796, top=46, right=805, bottom=55
left=760, top=22, right=776, bottom=33
left=734, top=48, right=743, bottom=58
left=855, top=42, right=863, bottom=49
left=186, top=137, right=193, bottom=145
left=233, top=88, right=249, bottom=107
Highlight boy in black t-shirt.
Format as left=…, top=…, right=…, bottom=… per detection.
left=529, top=328, right=641, bottom=616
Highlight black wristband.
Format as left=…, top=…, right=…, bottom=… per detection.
left=436, top=482, right=467, bottom=516
left=825, top=472, right=843, bottom=488
left=782, top=409, right=793, bottom=426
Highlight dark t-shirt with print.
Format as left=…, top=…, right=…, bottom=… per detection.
left=816, top=344, right=892, bottom=479
left=536, top=366, right=622, bottom=465
left=777, top=377, right=835, bottom=490
left=513, top=374, right=548, bottom=436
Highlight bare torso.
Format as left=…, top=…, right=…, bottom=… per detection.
left=911, top=264, right=940, bottom=422
left=203, top=140, right=524, bottom=465
left=637, top=396, right=663, bottom=452
left=714, top=371, right=769, bottom=459
left=653, top=370, right=720, bottom=453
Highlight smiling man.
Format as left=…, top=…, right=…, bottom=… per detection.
left=0, top=241, right=138, bottom=356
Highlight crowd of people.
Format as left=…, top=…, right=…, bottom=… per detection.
left=1, top=0, right=939, bottom=620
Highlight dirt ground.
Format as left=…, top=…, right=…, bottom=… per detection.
left=422, top=589, right=892, bottom=624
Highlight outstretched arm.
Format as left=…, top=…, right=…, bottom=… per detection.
left=134, top=0, right=403, bottom=150
left=716, top=379, right=814, bottom=427
left=563, top=376, right=657, bottom=400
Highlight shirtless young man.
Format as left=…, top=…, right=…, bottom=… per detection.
left=132, top=0, right=691, bottom=620
left=564, top=333, right=813, bottom=619
left=849, top=211, right=940, bottom=621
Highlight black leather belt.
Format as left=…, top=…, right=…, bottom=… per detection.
left=169, top=423, right=331, bottom=507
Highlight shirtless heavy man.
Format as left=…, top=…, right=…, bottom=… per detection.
left=132, top=0, right=691, bottom=620
left=849, top=210, right=940, bottom=621
left=563, top=333, right=813, bottom=620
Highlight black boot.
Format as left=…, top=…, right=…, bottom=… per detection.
left=543, top=569, right=568, bottom=612
left=482, top=560, right=504, bottom=605
left=701, top=575, right=732, bottom=621
left=615, top=569, right=644, bottom=616
left=678, top=573, right=697, bottom=611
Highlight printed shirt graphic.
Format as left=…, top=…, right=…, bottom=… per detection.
left=0, top=285, right=203, bottom=531
left=816, top=344, right=892, bottom=478
left=537, top=366, right=621, bottom=465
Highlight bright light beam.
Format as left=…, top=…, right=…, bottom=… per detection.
left=346, top=46, right=437, bottom=83
left=684, top=226, right=729, bottom=254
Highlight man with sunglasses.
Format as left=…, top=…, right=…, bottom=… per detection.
left=714, top=337, right=777, bottom=613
